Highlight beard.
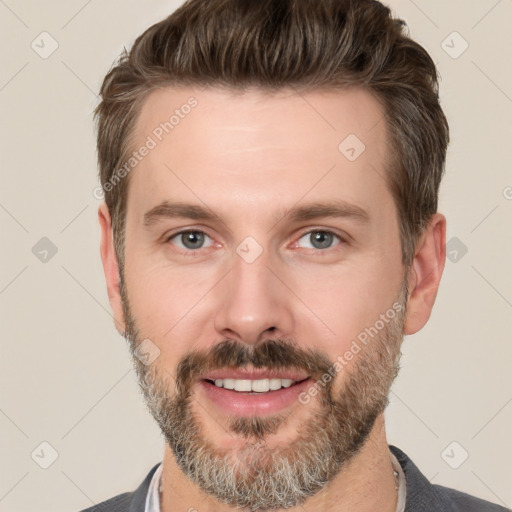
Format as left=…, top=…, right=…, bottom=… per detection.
left=120, top=276, right=407, bottom=511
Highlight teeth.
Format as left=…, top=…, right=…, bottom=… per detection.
left=212, top=378, right=296, bottom=392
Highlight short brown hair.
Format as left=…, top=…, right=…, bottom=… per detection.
left=95, top=0, right=449, bottom=271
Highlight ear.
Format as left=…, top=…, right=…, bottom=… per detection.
left=403, top=213, right=446, bottom=335
left=98, top=202, right=126, bottom=335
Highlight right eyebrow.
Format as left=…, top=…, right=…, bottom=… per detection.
left=143, top=201, right=219, bottom=227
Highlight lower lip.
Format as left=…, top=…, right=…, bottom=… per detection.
left=199, top=378, right=313, bottom=417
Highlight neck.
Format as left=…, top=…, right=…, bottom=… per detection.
left=160, top=415, right=398, bottom=512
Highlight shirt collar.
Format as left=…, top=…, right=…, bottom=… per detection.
left=144, top=460, right=163, bottom=512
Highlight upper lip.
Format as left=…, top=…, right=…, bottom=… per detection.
left=201, top=368, right=310, bottom=382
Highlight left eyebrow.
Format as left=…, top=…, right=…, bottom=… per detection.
left=283, top=200, right=370, bottom=224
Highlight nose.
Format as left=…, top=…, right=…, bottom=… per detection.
left=213, top=250, right=294, bottom=346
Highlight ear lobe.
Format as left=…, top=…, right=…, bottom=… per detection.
left=98, top=202, right=126, bottom=335
left=403, top=213, right=446, bottom=335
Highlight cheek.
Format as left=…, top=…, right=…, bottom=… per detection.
left=288, top=257, right=401, bottom=352
left=123, top=263, right=218, bottom=378
left=123, top=254, right=216, bottom=339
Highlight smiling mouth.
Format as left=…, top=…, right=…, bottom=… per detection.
left=198, top=374, right=313, bottom=416
left=203, top=377, right=310, bottom=394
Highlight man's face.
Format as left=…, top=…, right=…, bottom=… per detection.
left=117, top=86, right=407, bottom=508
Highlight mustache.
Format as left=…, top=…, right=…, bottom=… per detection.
left=174, top=338, right=334, bottom=395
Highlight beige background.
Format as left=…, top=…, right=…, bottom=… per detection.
left=0, top=1, right=511, bottom=510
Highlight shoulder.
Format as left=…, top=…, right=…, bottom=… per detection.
left=389, top=445, right=510, bottom=512
left=77, top=492, right=133, bottom=512
left=433, top=484, right=511, bottom=512
left=74, top=462, right=161, bottom=512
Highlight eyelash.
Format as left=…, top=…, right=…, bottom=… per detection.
left=165, top=228, right=346, bottom=254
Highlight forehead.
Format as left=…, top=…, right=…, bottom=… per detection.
left=126, top=85, right=392, bottom=223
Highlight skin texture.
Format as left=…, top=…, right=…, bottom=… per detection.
left=98, top=86, right=446, bottom=512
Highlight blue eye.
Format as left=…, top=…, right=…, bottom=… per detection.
left=168, top=231, right=213, bottom=250
left=297, top=230, right=341, bottom=250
